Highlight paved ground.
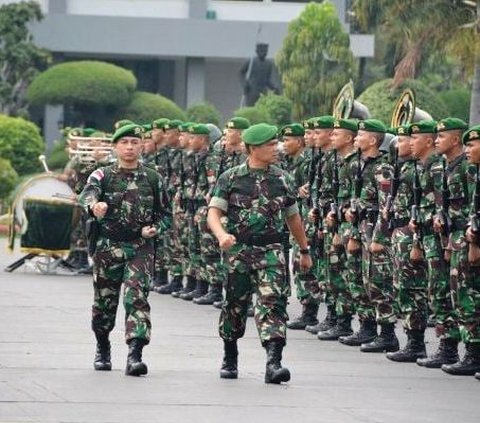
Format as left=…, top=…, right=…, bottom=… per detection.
left=0, top=242, right=479, bottom=423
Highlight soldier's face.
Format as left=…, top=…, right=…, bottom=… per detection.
left=410, top=134, right=429, bottom=158
left=225, top=129, right=242, bottom=146
left=434, top=131, right=461, bottom=155
left=115, top=137, right=142, bottom=163
left=190, top=135, right=208, bottom=152
left=304, top=130, right=315, bottom=147
left=283, top=136, right=303, bottom=156
left=466, top=140, right=480, bottom=164
left=315, top=129, right=332, bottom=148
left=143, top=138, right=156, bottom=154
left=251, top=139, right=279, bottom=164
left=152, top=129, right=164, bottom=146
left=397, top=136, right=412, bottom=158
left=354, top=130, right=375, bottom=153
left=331, top=129, right=353, bottom=150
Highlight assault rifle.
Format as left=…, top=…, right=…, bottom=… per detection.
left=386, top=146, right=400, bottom=231
left=312, top=148, right=324, bottom=257
left=330, top=149, right=341, bottom=234
left=189, top=155, right=201, bottom=254
left=308, top=146, right=318, bottom=209
left=410, top=160, right=424, bottom=261
left=439, top=157, right=452, bottom=244
left=350, top=148, right=363, bottom=229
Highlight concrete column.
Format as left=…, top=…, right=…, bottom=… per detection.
left=185, top=58, right=206, bottom=107
left=173, top=58, right=187, bottom=109
left=44, top=104, right=64, bottom=153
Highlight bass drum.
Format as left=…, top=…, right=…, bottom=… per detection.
left=8, top=173, right=80, bottom=255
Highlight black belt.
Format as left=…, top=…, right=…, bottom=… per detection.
left=99, top=228, right=142, bottom=242
left=234, top=232, right=283, bottom=247
left=391, top=217, right=410, bottom=230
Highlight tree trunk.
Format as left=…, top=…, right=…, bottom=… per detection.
left=469, top=2, right=480, bottom=125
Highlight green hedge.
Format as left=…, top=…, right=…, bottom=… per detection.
left=234, top=106, right=273, bottom=125
left=186, top=102, right=222, bottom=126
left=119, top=91, right=186, bottom=124
left=0, top=158, right=19, bottom=200
left=438, top=88, right=471, bottom=123
left=27, top=61, right=137, bottom=107
left=0, top=115, right=44, bottom=175
left=357, top=79, right=449, bottom=124
left=255, top=93, right=293, bottom=126
left=47, top=138, right=69, bottom=171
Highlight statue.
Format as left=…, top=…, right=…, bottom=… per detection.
left=239, top=43, right=280, bottom=107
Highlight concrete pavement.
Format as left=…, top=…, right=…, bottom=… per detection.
left=0, top=243, right=479, bottom=423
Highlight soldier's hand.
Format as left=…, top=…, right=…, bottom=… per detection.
left=218, top=233, right=236, bottom=250
left=298, top=184, right=309, bottom=199
left=299, top=253, right=313, bottom=271
left=141, top=226, right=157, bottom=238
left=433, top=217, right=443, bottom=233
left=92, top=202, right=108, bottom=218
left=345, top=209, right=354, bottom=223
left=370, top=242, right=385, bottom=254
left=408, top=219, right=418, bottom=233
left=325, top=211, right=336, bottom=227
left=307, top=208, right=318, bottom=223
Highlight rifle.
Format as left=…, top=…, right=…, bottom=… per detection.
left=307, top=146, right=318, bottom=209
left=410, top=160, right=424, bottom=262
left=208, top=143, right=226, bottom=197
left=350, top=148, right=363, bottom=230
left=179, top=151, right=186, bottom=209
left=386, top=146, right=400, bottom=231
left=312, top=148, right=324, bottom=258
left=330, top=149, right=341, bottom=234
left=468, top=164, right=480, bottom=264
left=189, top=154, right=201, bottom=254
left=282, top=224, right=291, bottom=285
left=439, top=157, right=452, bottom=247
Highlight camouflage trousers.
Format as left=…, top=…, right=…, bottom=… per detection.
left=423, top=233, right=456, bottom=339
left=184, top=202, right=202, bottom=279
left=292, top=241, right=321, bottom=306
left=70, top=209, right=88, bottom=252
left=450, top=231, right=480, bottom=344
left=391, top=227, right=428, bottom=331
left=219, top=245, right=290, bottom=346
left=169, top=201, right=188, bottom=278
left=92, top=237, right=153, bottom=344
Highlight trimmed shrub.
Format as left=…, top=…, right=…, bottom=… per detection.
left=233, top=107, right=273, bottom=125
left=438, top=88, right=471, bottom=123
left=0, top=158, right=19, bottom=200
left=47, top=138, right=69, bottom=171
left=0, top=115, right=44, bottom=175
left=255, top=93, right=293, bottom=126
left=27, top=61, right=137, bottom=107
left=186, top=102, right=222, bottom=126
left=357, top=79, right=449, bottom=124
left=119, top=91, right=186, bottom=124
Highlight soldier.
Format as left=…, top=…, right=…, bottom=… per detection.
left=438, top=124, right=480, bottom=376
left=207, top=123, right=312, bottom=384
left=79, top=123, right=172, bottom=376
left=415, top=118, right=466, bottom=368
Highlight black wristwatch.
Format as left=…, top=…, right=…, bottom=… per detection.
left=299, top=248, right=310, bottom=255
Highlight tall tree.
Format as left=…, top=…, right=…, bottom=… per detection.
left=0, top=1, right=50, bottom=117
left=276, top=2, right=355, bottom=118
left=469, top=1, right=480, bottom=124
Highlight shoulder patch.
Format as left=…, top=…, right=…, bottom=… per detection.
left=89, top=168, right=105, bottom=182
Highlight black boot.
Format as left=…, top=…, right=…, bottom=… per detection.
left=475, top=372, right=480, bottom=380
left=339, top=318, right=377, bottom=346
left=125, top=339, right=148, bottom=376
left=386, top=329, right=426, bottom=362
left=151, top=269, right=168, bottom=291
left=360, top=322, right=399, bottom=353
left=194, top=284, right=223, bottom=305
left=441, top=342, right=480, bottom=376
left=247, top=302, right=254, bottom=317
left=213, top=298, right=223, bottom=309
left=181, top=279, right=208, bottom=301
left=77, top=251, right=93, bottom=274
left=305, top=304, right=337, bottom=334
left=172, top=276, right=195, bottom=298
left=417, top=338, right=459, bottom=368
left=287, top=303, right=319, bottom=330
left=220, top=340, right=238, bottom=379
left=93, top=333, right=111, bottom=371
left=264, top=341, right=290, bottom=384
left=317, top=315, right=353, bottom=341
left=157, top=275, right=183, bottom=295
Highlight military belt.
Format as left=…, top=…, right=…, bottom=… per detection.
left=234, top=232, right=283, bottom=247
left=99, top=228, right=142, bottom=242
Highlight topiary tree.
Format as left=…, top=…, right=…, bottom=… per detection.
left=234, top=106, right=273, bottom=125
left=186, top=102, right=222, bottom=126
left=0, top=157, right=19, bottom=200
left=0, top=114, right=44, bottom=175
left=356, top=78, right=449, bottom=124
left=47, top=138, right=69, bottom=171
left=255, top=92, right=293, bottom=126
left=118, top=91, right=186, bottom=124
left=439, top=87, right=471, bottom=123
left=276, top=1, right=355, bottom=119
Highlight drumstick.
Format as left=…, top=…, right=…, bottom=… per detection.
left=38, top=155, right=50, bottom=173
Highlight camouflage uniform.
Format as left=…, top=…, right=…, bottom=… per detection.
left=79, top=164, right=172, bottom=343
left=210, top=162, right=299, bottom=345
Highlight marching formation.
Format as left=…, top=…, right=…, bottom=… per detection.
left=61, top=109, right=480, bottom=384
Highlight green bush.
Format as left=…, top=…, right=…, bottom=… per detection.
left=27, top=61, right=137, bottom=107
left=255, top=93, right=293, bottom=126
left=0, top=115, right=44, bottom=175
left=0, top=158, right=19, bottom=200
left=438, top=88, right=471, bottom=123
left=357, top=79, right=449, bottom=124
left=47, top=138, right=69, bottom=171
left=233, top=107, right=273, bottom=125
left=119, top=91, right=186, bottom=124
left=186, top=102, right=222, bottom=126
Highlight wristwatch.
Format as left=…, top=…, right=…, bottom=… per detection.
left=299, top=248, right=310, bottom=255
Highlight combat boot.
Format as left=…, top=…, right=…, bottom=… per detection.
left=339, top=318, right=377, bottom=346
left=416, top=338, right=459, bottom=368
left=194, top=284, right=222, bottom=305
left=305, top=305, right=337, bottom=334
left=317, top=315, right=353, bottom=341
left=264, top=341, right=290, bottom=384
left=125, top=339, right=148, bottom=376
left=475, top=372, right=480, bottom=380
left=386, top=329, right=426, bottom=362
left=181, top=279, right=208, bottom=301
left=247, top=301, right=254, bottom=317
left=213, top=299, right=223, bottom=309
left=220, top=340, right=238, bottom=379
left=360, top=322, right=399, bottom=353
left=157, top=275, right=183, bottom=294
left=93, top=333, right=111, bottom=371
left=173, top=276, right=195, bottom=298
left=151, top=269, right=168, bottom=291
left=441, top=342, right=480, bottom=376
left=287, top=303, right=319, bottom=330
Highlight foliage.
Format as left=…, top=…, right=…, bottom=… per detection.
left=0, top=158, right=18, bottom=200
left=439, top=88, right=471, bottom=123
left=0, top=1, right=50, bottom=116
left=233, top=106, right=273, bottom=125
left=47, top=138, right=69, bottom=170
left=27, top=60, right=136, bottom=107
left=356, top=79, right=449, bottom=125
left=0, top=114, right=44, bottom=175
left=118, top=91, right=186, bottom=124
left=276, top=2, right=355, bottom=118
left=186, top=102, right=222, bottom=126
left=255, top=93, right=293, bottom=126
